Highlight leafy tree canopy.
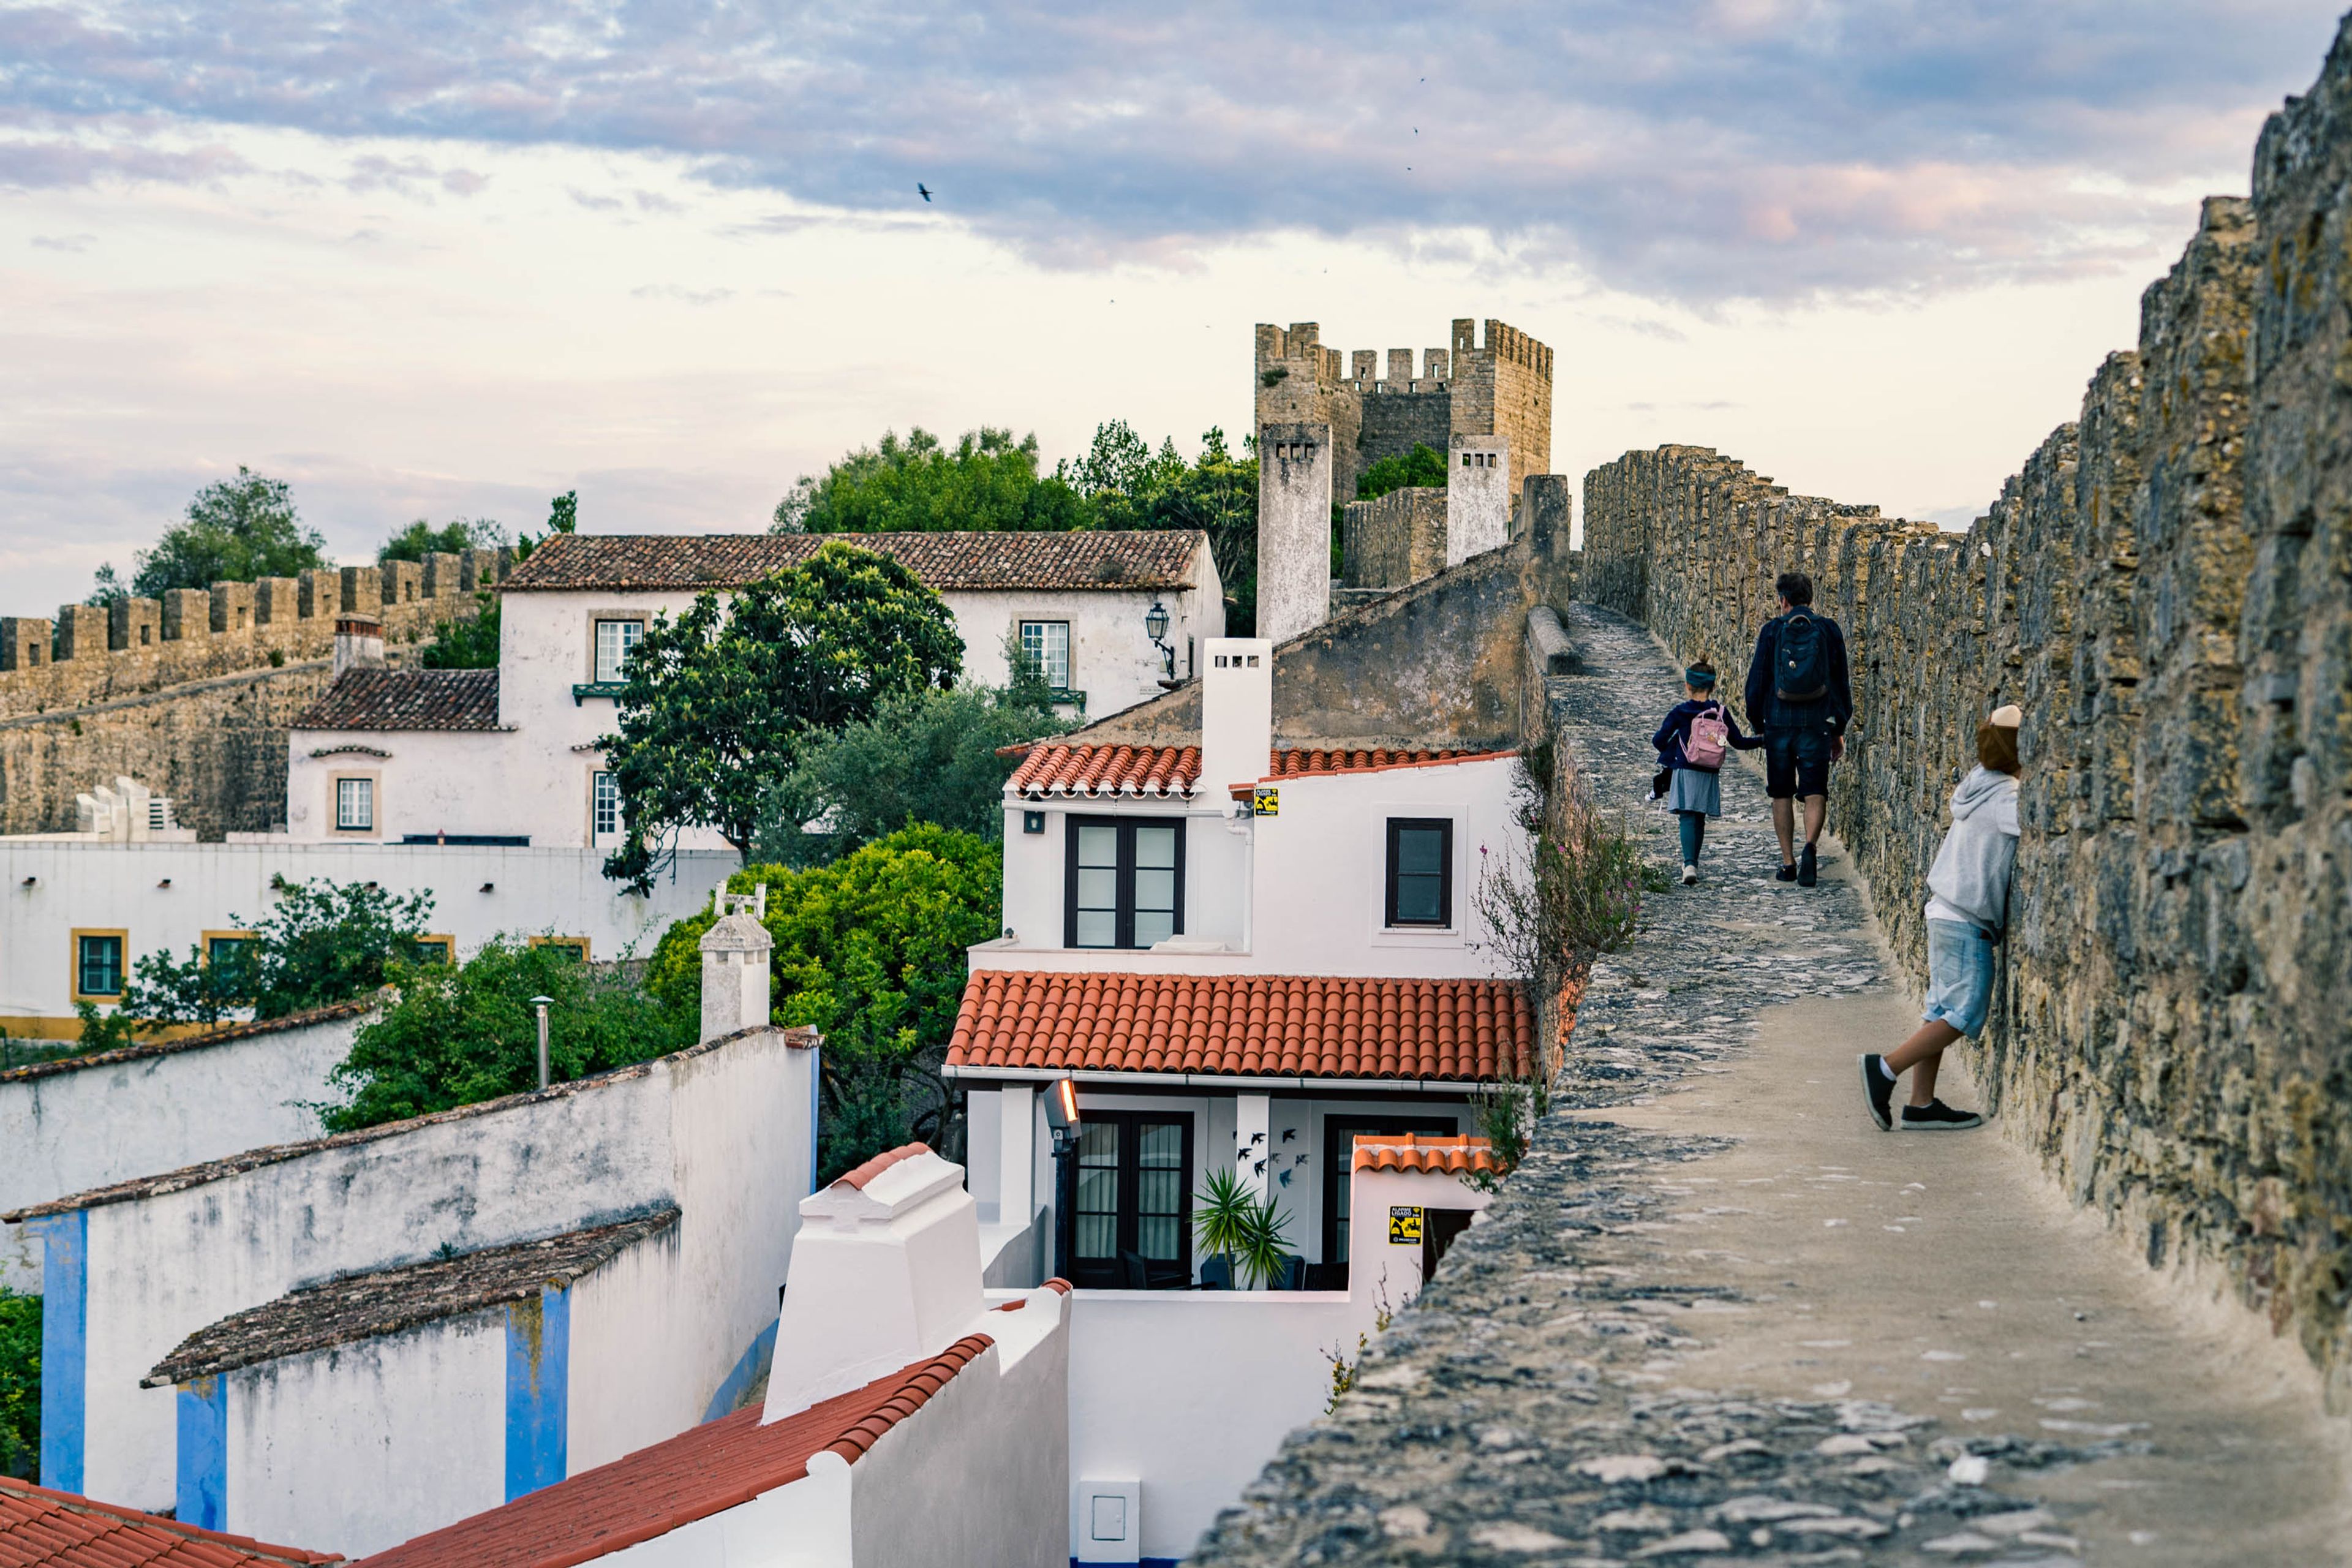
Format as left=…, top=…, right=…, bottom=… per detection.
left=1356, top=442, right=1449, bottom=501
left=421, top=592, right=502, bottom=669
left=755, top=647, right=1071, bottom=866
left=600, top=541, right=963, bottom=888
left=380, top=517, right=508, bottom=565
left=772, top=427, right=1092, bottom=535
left=91, top=467, right=330, bottom=604
left=318, top=938, right=690, bottom=1133
left=115, top=877, right=436, bottom=1031
left=0, top=1285, right=34, bottom=1480
left=648, top=825, right=1001, bottom=1182
left=1066, top=423, right=1259, bottom=634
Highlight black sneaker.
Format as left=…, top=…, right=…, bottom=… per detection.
left=1901, top=1099, right=1985, bottom=1131
left=1776, top=861, right=1798, bottom=883
left=1858, top=1054, right=1895, bottom=1131
left=1798, top=842, right=1819, bottom=887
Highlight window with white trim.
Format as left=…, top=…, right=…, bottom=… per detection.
left=592, top=771, right=621, bottom=837
left=594, top=619, right=644, bottom=684
left=335, top=777, right=375, bottom=832
left=1020, top=620, right=1071, bottom=690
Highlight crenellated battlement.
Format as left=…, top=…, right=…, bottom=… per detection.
left=0, top=548, right=508, bottom=720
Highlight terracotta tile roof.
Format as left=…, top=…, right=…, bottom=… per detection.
left=0, top=1477, right=341, bottom=1566
left=1006, top=745, right=1510, bottom=799
left=5, top=1027, right=817, bottom=1224
left=949, top=972, right=1535, bottom=1082
left=354, top=1338, right=993, bottom=1568
left=291, top=668, right=501, bottom=731
left=1352, top=1133, right=1506, bottom=1176
left=0, top=1000, right=371, bottom=1087
left=1009, top=744, right=1200, bottom=797
left=499, top=531, right=1204, bottom=594
left=145, top=1208, right=680, bottom=1387
left=829, top=1142, right=930, bottom=1191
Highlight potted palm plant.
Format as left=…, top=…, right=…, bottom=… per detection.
left=1196, top=1166, right=1294, bottom=1289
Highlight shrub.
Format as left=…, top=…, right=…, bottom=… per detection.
left=0, top=1286, right=36, bottom=1480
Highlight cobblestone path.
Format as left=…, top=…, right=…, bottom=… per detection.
left=1190, top=605, right=2346, bottom=1567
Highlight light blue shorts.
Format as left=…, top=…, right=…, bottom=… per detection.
left=1923, top=919, right=1995, bottom=1037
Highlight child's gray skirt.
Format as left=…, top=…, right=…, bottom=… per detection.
left=1667, top=767, right=1722, bottom=816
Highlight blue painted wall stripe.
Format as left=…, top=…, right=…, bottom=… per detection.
left=700, top=1319, right=778, bottom=1424
left=503, top=1286, right=570, bottom=1501
left=175, top=1376, right=228, bottom=1531
left=31, top=1211, right=86, bottom=1494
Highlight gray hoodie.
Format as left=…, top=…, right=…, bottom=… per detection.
left=1926, top=766, right=2020, bottom=933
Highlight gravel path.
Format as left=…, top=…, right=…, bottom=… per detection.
left=1188, top=604, right=2345, bottom=1567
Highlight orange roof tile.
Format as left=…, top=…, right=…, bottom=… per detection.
left=355, top=1338, right=991, bottom=1568
left=1261, top=747, right=1510, bottom=780
left=1352, top=1133, right=1506, bottom=1175
left=1008, top=744, right=1510, bottom=799
left=0, top=1477, right=341, bottom=1567
left=948, top=972, right=1535, bottom=1082
left=830, top=1142, right=931, bottom=1191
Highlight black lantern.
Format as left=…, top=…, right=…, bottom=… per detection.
left=1144, top=601, right=1170, bottom=643
left=1044, top=1077, right=1084, bottom=1283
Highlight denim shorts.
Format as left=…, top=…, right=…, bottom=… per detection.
left=1923, top=918, right=1995, bottom=1037
left=1764, top=727, right=1832, bottom=799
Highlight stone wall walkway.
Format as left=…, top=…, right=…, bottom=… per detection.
left=1190, top=605, right=2346, bottom=1567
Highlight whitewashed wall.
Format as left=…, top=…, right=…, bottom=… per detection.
left=0, top=1009, right=360, bottom=1293
left=31, top=1023, right=815, bottom=1515
left=223, top=1312, right=508, bottom=1558
left=978, top=753, right=1523, bottom=978
left=0, top=840, right=731, bottom=1025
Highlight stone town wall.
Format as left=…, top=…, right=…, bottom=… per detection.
left=1578, top=43, right=2352, bottom=1391
left=0, top=552, right=505, bottom=837
left=1342, top=486, right=1447, bottom=589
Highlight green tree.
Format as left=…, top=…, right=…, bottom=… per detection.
left=1355, top=442, right=1449, bottom=501
left=318, top=938, right=691, bottom=1133
left=600, top=541, right=964, bottom=889
left=646, top=826, right=1001, bottom=1182
left=421, top=592, right=502, bottom=670
left=1065, top=423, right=1260, bottom=635
left=773, top=428, right=1095, bottom=535
left=513, top=489, right=577, bottom=562
left=754, top=660, right=1071, bottom=866
left=0, top=1286, right=36, bottom=1480
left=116, top=878, right=435, bottom=1028
left=91, top=467, right=330, bottom=603
left=380, top=517, right=508, bottom=565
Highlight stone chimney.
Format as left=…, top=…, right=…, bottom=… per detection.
left=1446, top=434, right=1510, bottom=566
left=1255, top=421, right=1332, bottom=643
left=1199, top=636, right=1275, bottom=804
left=332, top=613, right=385, bottom=676
left=698, top=886, right=772, bottom=1041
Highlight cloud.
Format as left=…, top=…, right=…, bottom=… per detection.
left=29, top=232, right=96, bottom=251
left=630, top=284, right=737, bottom=304
left=342, top=153, right=487, bottom=196
left=0, top=1, right=2339, bottom=302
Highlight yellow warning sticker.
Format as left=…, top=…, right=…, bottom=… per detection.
left=1252, top=786, right=1280, bottom=816
left=1388, top=1205, right=1424, bottom=1245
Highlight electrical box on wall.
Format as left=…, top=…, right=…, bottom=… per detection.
left=1073, top=1477, right=1141, bottom=1565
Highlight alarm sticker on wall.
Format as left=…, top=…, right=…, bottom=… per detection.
left=1252, top=786, right=1280, bottom=816
left=1388, top=1205, right=1424, bottom=1245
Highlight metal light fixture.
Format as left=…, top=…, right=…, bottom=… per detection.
left=532, top=995, right=554, bottom=1090
left=1044, top=1077, right=1083, bottom=1283
left=1143, top=601, right=1174, bottom=681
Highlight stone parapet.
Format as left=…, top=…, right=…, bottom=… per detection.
left=1578, top=39, right=2352, bottom=1392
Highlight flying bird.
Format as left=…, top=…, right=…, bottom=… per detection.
left=917, top=183, right=932, bottom=202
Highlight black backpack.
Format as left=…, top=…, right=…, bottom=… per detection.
left=1774, top=611, right=1829, bottom=703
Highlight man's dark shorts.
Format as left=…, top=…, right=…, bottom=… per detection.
left=1765, top=726, right=1832, bottom=799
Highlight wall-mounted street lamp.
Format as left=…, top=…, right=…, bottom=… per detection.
left=1044, top=1077, right=1083, bottom=1283
left=1144, top=601, right=1174, bottom=682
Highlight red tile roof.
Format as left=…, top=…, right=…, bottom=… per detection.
left=291, top=668, right=501, bottom=732
left=355, top=1338, right=992, bottom=1568
left=949, top=973, right=1536, bottom=1082
left=1352, top=1133, right=1506, bottom=1176
left=829, top=1142, right=931, bottom=1191
left=500, top=531, right=1204, bottom=594
left=0, top=1476, right=341, bottom=1566
left=1006, top=744, right=1509, bottom=799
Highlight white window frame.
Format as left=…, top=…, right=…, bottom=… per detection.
left=1020, top=620, right=1072, bottom=690
left=593, top=619, right=645, bottom=684
left=591, top=770, right=621, bottom=839
left=334, top=775, right=376, bottom=834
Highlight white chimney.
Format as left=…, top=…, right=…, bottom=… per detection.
left=1255, top=421, right=1332, bottom=642
left=698, top=886, right=772, bottom=1041
left=761, top=1145, right=984, bottom=1423
left=1199, top=636, right=1274, bottom=806
left=1446, top=433, right=1510, bottom=565
left=333, top=613, right=385, bottom=676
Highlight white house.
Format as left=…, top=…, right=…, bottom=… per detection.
left=954, top=636, right=1537, bottom=1297
left=284, top=529, right=1223, bottom=852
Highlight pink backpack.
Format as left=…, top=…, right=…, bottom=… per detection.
left=1684, top=703, right=1730, bottom=771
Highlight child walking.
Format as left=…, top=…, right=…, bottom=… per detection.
left=1650, top=661, right=1761, bottom=885
left=1858, top=703, right=2024, bottom=1132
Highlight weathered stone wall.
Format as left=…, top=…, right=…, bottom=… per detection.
left=1341, top=486, right=1446, bottom=588
left=1580, top=36, right=2352, bottom=1393
left=0, top=552, right=503, bottom=837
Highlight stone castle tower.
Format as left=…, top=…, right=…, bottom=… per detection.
left=1253, top=318, right=1554, bottom=507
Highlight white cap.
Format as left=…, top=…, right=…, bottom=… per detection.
left=1988, top=703, right=2023, bottom=728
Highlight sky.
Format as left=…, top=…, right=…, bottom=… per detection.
left=2, top=1, right=2347, bottom=609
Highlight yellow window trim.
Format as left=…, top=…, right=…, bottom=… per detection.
left=70, top=927, right=130, bottom=1005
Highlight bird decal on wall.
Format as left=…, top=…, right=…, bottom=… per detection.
left=1281, top=1128, right=1298, bottom=1142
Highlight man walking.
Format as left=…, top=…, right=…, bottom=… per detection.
left=1744, top=571, right=1852, bottom=887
